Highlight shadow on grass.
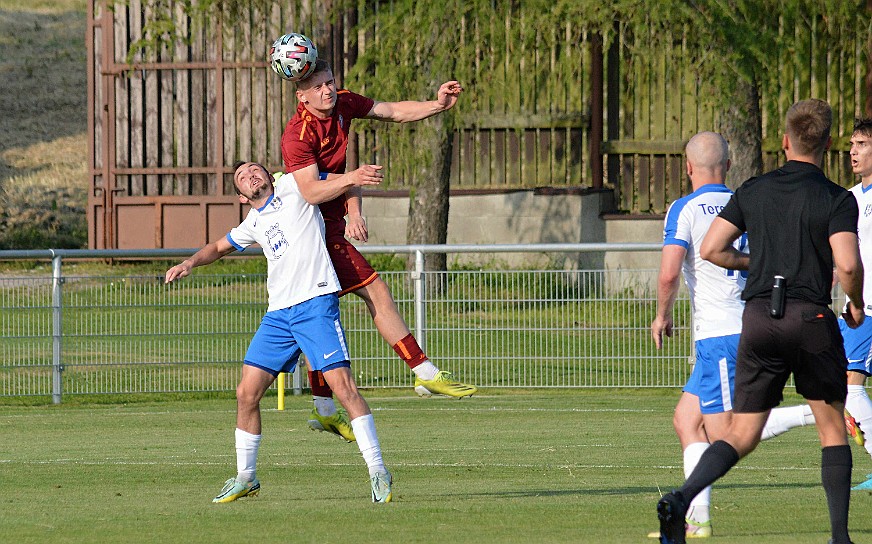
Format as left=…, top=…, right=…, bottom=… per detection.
left=451, top=480, right=822, bottom=499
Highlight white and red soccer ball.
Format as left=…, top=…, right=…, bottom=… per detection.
left=269, top=33, right=317, bottom=82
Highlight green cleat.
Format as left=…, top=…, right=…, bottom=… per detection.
left=307, top=408, right=356, bottom=442
left=370, top=470, right=393, bottom=503
left=414, top=370, right=477, bottom=398
left=212, top=477, right=260, bottom=503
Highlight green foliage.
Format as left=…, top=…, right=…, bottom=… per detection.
left=609, top=0, right=871, bottom=107
left=118, top=0, right=278, bottom=63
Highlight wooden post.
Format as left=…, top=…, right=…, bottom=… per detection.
left=590, top=32, right=604, bottom=189
left=606, top=23, right=621, bottom=192
left=866, top=0, right=872, bottom=117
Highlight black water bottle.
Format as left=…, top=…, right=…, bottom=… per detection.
left=770, top=275, right=785, bottom=318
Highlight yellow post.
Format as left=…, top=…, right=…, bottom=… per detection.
left=277, top=372, right=285, bottom=411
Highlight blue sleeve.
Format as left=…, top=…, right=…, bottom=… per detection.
left=226, top=232, right=245, bottom=252
left=662, top=199, right=690, bottom=249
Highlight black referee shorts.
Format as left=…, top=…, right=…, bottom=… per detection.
left=733, top=297, right=848, bottom=413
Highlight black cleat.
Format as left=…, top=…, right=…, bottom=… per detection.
left=657, top=490, right=688, bottom=544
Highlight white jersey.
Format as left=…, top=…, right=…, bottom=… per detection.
left=662, top=183, right=746, bottom=341
left=227, top=173, right=340, bottom=312
left=850, top=182, right=872, bottom=316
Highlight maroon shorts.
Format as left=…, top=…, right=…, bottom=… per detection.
left=325, top=222, right=378, bottom=296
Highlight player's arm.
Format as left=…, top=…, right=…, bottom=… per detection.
left=652, top=245, right=685, bottom=349
left=831, top=230, right=865, bottom=327
left=316, top=173, right=369, bottom=242
left=366, top=81, right=463, bottom=123
left=291, top=163, right=383, bottom=205
left=165, top=236, right=235, bottom=283
left=700, top=217, right=749, bottom=270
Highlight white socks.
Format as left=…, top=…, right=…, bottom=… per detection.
left=235, top=427, right=261, bottom=482
left=412, top=361, right=439, bottom=381
left=313, top=395, right=338, bottom=416
left=760, top=404, right=814, bottom=441
left=684, top=442, right=711, bottom=523
left=351, top=414, right=386, bottom=476
left=847, top=384, right=872, bottom=458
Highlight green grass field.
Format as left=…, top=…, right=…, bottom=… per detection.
left=1, top=389, right=870, bottom=543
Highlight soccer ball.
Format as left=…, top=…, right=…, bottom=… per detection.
left=269, top=33, right=318, bottom=82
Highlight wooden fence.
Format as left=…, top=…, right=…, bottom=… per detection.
left=88, top=1, right=869, bottom=249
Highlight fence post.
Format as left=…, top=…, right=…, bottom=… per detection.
left=413, top=249, right=426, bottom=352
left=292, top=363, right=302, bottom=395
left=51, top=251, right=64, bottom=404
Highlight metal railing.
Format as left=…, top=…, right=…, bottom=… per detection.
left=0, top=244, right=695, bottom=403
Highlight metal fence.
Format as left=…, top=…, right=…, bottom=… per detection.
left=0, top=244, right=701, bottom=402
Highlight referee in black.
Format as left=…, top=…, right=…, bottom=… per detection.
left=656, top=99, right=865, bottom=544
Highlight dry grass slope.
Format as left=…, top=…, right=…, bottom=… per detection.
left=0, top=1, right=88, bottom=249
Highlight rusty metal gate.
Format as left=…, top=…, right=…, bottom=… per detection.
left=86, top=1, right=354, bottom=249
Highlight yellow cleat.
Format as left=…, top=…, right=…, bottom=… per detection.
left=307, top=408, right=356, bottom=442
left=647, top=518, right=712, bottom=539
left=212, top=477, right=260, bottom=503
left=414, top=370, right=478, bottom=398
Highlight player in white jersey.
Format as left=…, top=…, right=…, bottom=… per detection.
left=650, top=132, right=814, bottom=538
left=164, top=162, right=393, bottom=504
left=838, top=119, right=872, bottom=490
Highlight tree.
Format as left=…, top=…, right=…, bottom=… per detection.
left=344, top=1, right=614, bottom=272
left=123, top=0, right=870, bottom=234
left=614, top=0, right=870, bottom=187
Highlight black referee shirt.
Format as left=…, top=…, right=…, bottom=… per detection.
left=718, top=160, right=858, bottom=305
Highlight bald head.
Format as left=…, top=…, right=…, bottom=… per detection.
left=685, top=131, right=729, bottom=187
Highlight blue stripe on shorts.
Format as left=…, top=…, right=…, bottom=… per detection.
left=243, top=294, right=351, bottom=376
left=693, top=334, right=739, bottom=414
left=839, top=315, right=872, bottom=376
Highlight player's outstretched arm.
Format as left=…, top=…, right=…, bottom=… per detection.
left=293, top=163, right=383, bottom=205
left=700, top=217, right=748, bottom=270
left=367, top=81, right=463, bottom=123
left=165, top=237, right=235, bottom=284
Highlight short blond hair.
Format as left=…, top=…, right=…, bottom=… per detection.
left=294, top=59, right=332, bottom=90
left=785, top=99, right=832, bottom=156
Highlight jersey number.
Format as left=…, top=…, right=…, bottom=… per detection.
left=724, top=233, right=748, bottom=280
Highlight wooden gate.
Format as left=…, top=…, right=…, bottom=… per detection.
left=87, top=1, right=870, bottom=249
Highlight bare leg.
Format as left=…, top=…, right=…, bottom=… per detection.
left=236, top=364, right=277, bottom=435
left=674, top=392, right=707, bottom=448
left=353, top=278, right=411, bottom=345
left=321, top=365, right=371, bottom=419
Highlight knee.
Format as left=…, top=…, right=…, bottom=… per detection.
left=369, top=278, right=394, bottom=301
left=236, top=383, right=261, bottom=409
left=329, top=378, right=360, bottom=401
left=727, top=433, right=760, bottom=457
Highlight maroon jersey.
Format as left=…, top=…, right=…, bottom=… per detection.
left=281, top=90, right=375, bottom=223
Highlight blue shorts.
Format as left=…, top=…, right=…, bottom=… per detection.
left=839, top=315, right=872, bottom=376
left=685, top=335, right=739, bottom=414
left=244, top=294, right=351, bottom=376
left=683, top=356, right=704, bottom=397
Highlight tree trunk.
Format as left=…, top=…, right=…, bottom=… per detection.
left=406, top=116, right=453, bottom=283
left=722, top=76, right=763, bottom=190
